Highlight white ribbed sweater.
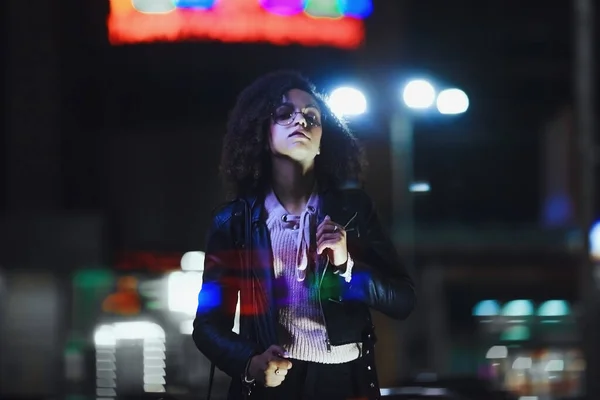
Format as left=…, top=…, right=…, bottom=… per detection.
left=264, top=190, right=360, bottom=364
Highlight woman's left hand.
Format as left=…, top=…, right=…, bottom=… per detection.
left=316, top=215, right=348, bottom=267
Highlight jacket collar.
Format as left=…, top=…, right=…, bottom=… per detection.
left=242, top=187, right=358, bottom=227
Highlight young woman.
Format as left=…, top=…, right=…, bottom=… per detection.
left=193, top=71, right=416, bottom=400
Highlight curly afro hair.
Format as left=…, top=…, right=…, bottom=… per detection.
left=220, top=70, right=367, bottom=199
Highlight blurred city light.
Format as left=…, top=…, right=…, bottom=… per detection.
left=108, top=0, right=367, bottom=48
left=409, top=181, right=431, bottom=193
left=436, top=88, right=469, bottom=115
left=168, top=271, right=203, bottom=315
left=401, top=79, right=436, bottom=110
left=112, top=321, right=165, bottom=340
left=501, top=325, right=531, bottom=341
left=175, top=0, right=218, bottom=10
left=512, top=356, right=533, bottom=369
left=589, top=220, right=600, bottom=259
left=132, top=0, right=176, bottom=13
left=180, top=251, right=205, bottom=271
left=486, top=345, right=508, bottom=359
left=501, top=299, right=534, bottom=316
left=473, top=300, right=501, bottom=317
left=328, top=87, right=367, bottom=117
left=94, top=322, right=167, bottom=396
left=94, top=324, right=117, bottom=347
left=538, top=300, right=571, bottom=317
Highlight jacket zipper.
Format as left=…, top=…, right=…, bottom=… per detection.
left=318, top=259, right=332, bottom=352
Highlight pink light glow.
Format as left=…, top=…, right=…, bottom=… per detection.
left=108, top=0, right=365, bottom=49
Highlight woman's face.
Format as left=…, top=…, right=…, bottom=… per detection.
left=269, top=89, right=323, bottom=167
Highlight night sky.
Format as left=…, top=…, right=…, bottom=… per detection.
left=53, top=0, right=593, bottom=228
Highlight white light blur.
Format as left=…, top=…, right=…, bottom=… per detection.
left=168, top=271, right=203, bottom=315
left=485, top=345, right=508, bottom=359
left=181, top=251, right=205, bottom=271
left=409, top=182, right=431, bottom=193
left=512, top=357, right=533, bottom=370
left=94, top=325, right=117, bottom=347
left=436, top=88, right=469, bottom=115
left=112, top=321, right=166, bottom=340
left=94, top=324, right=117, bottom=399
left=93, top=321, right=167, bottom=397
left=180, top=319, right=194, bottom=335
left=545, top=359, right=565, bottom=372
left=589, top=221, right=600, bottom=260
left=328, top=87, right=367, bottom=117
left=402, top=79, right=436, bottom=110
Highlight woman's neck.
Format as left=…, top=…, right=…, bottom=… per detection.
left=270, top=156, right=315, bottom=215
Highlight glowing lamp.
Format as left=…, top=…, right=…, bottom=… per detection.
left=402, top=79, right=436, bottom=110
left=328, top=87, right=367, bottom=117
left=436, top=88, right=469, bottom=115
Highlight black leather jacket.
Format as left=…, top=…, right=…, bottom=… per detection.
left=193, top=188, right=416, bottom=399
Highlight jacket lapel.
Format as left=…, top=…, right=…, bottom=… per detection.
left=245, top=195, right=278, bottom=346
left=319, top=189, right=359, bottom=230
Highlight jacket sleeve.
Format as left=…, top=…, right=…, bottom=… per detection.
left=344, top=192, right=417, bottom=320
left=192, top=214, right=260, bottom=378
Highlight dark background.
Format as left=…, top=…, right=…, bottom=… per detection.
left=2, top=0, right=598, bottom=398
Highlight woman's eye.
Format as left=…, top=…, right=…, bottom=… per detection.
left=276, top=108, right=293, bottom=118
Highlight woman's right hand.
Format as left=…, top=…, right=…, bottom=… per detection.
left=247, top=345, right=293, bottom=387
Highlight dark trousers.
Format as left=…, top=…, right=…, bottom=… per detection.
left=252, top=357, right=371, bottom=400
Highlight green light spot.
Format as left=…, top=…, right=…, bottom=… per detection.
left=500, top=325, right=530, bottom=341
left=73, top=268, right=114, bottom=288
left=304, top=0, right=343, bottom=18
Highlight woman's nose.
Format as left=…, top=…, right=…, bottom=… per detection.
left=294, top=113, right=308, bottom=127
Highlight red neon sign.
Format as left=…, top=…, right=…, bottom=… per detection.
left=116, top=251, right=182, bottom=273
left=108, top=0, right=365, bottom=49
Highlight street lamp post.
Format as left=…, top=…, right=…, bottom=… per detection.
left=328, top=78, right=469, bottom=266
left=391, top=79, right=469, bottom=267
left=390, top=79, right=469, bottom=375
left=328, top=79, right=469, bottom=376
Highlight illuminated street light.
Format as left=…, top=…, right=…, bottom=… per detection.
left=327, top=76, right=469, bottom=377
left=328, top=87, right=367, bottom=117
left=401, top=79, right=436, bottom=110
left=436, top=88, right=469, bottom=115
